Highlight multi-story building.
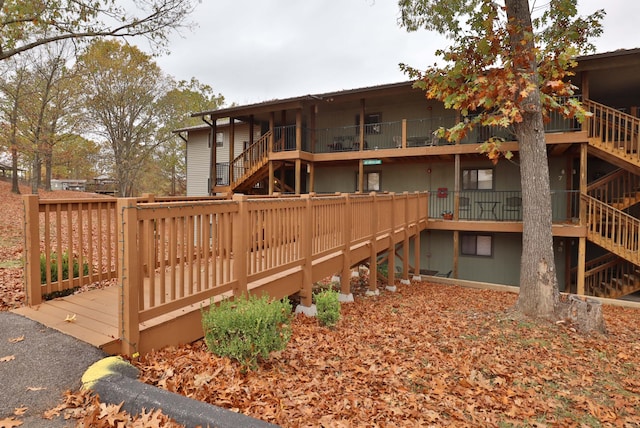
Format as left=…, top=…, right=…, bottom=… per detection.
left=179, top=48, right=640, bottom=298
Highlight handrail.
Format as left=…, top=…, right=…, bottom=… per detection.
left=229, top=130, right=272, bottom=190
left=118, top=192, right=429, bottom=355
left=586, top=168, right=625, bottom=193
left=582, top=193, right=640, bottom=264
left=586, top=168, right=640, bottom=211
left=582, top=256, right=639, bottom=298
left=584, top=99, right=640, bottom=162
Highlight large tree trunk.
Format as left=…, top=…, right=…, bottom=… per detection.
left=506, top=0, right=559, bottom=320
left=514, top=106, right=559, bottom=319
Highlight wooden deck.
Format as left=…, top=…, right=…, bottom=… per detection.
left=19, top=192, right=428, bottom=356
left=13, top=286, right=121, bottom=354
left=14, top=225, right=422, bottom=355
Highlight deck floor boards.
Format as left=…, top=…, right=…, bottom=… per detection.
left=13, top=286, right=119, bottom=348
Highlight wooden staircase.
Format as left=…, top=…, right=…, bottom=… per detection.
left=225, top=131, right=297, bottom=194
left=585, top=99, right=640, bottom=171
left=584, top=102, right=640, bottom=297
left=228, top=131, right=272, bottom=194
left=581, top=254, right=640, bottom=299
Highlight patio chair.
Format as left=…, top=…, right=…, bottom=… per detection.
left=503, top=196, right=522, bottom=220
left=459, top=196, right=471, bottom=218
left=435, top=270, right=452, bottom=278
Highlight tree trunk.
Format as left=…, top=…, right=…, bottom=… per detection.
left=514, top=107, right=559, bottom=319
left=31, top=154, right=40, bottom=194
left=506, top=0, right=559, bottom=320
left=11, top=146, right=20, bottom=195
left=44, top=149, right=52, bottom=192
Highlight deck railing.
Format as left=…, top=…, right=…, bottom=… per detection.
left=271, top=104, right=582, bottom=157
left=22, top=194, right=231, bottom=305
left=428, top=190, right=579, bottom=222
left=23, top=195, right=119, bottom=305
left=118, top=192, right=428, bottom=355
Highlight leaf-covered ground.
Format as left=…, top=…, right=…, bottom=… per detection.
left=133, top=281, right=640, bottom=427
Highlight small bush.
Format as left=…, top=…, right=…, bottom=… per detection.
left=377, top=262, right=389, bottom=279
left=315, top=286, right=341, bottom=327
left=40, top=252, right=89, bottom=284
left=202, top=293, right=292, bottom=371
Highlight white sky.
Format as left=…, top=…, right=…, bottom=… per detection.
left=152, top=0, right=640, bottom=107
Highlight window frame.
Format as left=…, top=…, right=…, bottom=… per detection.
left=216, top=131, right=224, bottom=147
left=356, top=170, right=381, bottom=192
left=462, top=168, right=494, bottom=190
left=460, top=233, right=493, bottom=257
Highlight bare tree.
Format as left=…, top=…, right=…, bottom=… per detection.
left=0, top=0, right=198, bottom=61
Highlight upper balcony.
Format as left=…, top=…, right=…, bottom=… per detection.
left=270, top=96, right=584, bottom=161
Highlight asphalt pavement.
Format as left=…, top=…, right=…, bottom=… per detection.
left=0, top=311, right=106, bottom=427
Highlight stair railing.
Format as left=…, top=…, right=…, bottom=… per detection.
left=584, top=99, right=640, bottom=162
left=582, top=193, right=640, bottom=264
left=586, top=168, right=640, bottom=210
left=229, top=130, right=272, bottom=190
left=583, top=256, right=639, bottom=298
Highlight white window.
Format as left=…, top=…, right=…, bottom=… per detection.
left=365, top=172, right=380, bottom=192
left=462, top=168, right=493, bottom=190
left=216, top=132, right=224, bottom=147
left=461, top=234, right=493, bottom=257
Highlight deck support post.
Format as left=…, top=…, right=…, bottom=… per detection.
left=387, top=193, right=397, bottom=290
left=268, top=161, right=274, bottom=195
left=295, top=159, right=301, bottom=195
left=340, top=194, right=353, bottom=300
left=577, top=142, right=587, bottom=294
left=400, top=192, right=410, bottom=285
left=401, top=119, right=407, bottom=149
left=308, top=162, right=315, bottom=193
left=300, top=195, right=313, bottom=308
left=23, top=194, right=42, bottom=306
left=118, top=198, right=140, bottom=357
left=366, top=192, right=379, bottom=296
left=232, top=194, right=249, bottom=297
left=412, top=192, right=423, bottom=281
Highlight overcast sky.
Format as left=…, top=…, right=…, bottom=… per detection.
left=152, top=0, right=639, bottom=107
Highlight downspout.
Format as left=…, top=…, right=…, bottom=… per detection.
left=202, top=115, right=217, bottom=196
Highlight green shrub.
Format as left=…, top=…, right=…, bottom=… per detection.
left=202, top=293, right=292, bottom=371
left=315, top=286, right=341, bottom=327
left=377, top=262, right=389, bottom=279
left=40, top=252, right=89, bottom=284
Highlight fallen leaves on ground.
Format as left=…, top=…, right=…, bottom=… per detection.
left=41, top=389, right=181, bottom=427
left=0, top=417, right=23, bottom=427
left=132, top=281, right=640, bottom=427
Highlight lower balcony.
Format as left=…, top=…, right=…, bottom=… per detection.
left=428, top=190, right=580, bottom=223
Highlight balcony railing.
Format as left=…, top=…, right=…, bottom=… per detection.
left=270, top=98, right=582, bottom=155
left=428, top=190, right=580, bottom=222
